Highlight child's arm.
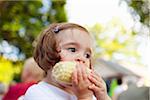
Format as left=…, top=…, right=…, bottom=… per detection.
left=88, top=71, right=111, bottom=100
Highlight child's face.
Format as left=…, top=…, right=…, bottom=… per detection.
left=56, top=29, right=92, bottom=68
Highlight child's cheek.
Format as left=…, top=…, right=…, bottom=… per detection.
left=59, top=50, right=74, bottom=61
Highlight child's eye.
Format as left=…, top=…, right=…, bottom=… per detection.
left=67, top=48, right=76, bottom=52
left=85, top=53, right=91, bottom=59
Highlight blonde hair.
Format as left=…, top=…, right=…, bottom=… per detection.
left=22, top=57, right=45, bottom=82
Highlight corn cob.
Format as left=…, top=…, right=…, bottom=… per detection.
left=52, top=61, right=91, bottom=85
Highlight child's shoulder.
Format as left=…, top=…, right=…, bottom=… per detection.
left=24, top=81, right=48, bottom=99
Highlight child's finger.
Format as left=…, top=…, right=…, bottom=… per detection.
left=88, top=75, right=101, bottom=86
left=81, top=65, right=88, bottom=81
left=72, top=68, right=78, bottom=85
left=76, top=63, right=83, bottom=82
left=90, top=71, right=103, bottom=82
left=88, top=73, right=106, bottom=89
left=88, top=84, right=106, bottom=100
left=88, top=76, right=103, bottom=88
left=88, top=84, right=104, bottom=92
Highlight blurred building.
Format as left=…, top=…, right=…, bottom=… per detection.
left=95, top=59, right=137, bottom=78
left=95, top=58, right=150, bottom=99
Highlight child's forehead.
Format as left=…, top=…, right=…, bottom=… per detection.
left=56, top=28, right=91, bottom=41
left=61, top=28, right=88, bottom=33
left=57, top=28, right=90, bottom=37
left=56, top=28, right=93, bottom=49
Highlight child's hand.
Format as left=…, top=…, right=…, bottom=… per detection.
left=88, top=71, right=108, bottom=100
left=72, top=62, right=93, bottom=100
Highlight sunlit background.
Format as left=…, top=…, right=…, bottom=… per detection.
left=0, top=0, right=150, bottom=99
left=66, top=0, right=150, bottom=66
left=65, top=0, right=150, bottom=91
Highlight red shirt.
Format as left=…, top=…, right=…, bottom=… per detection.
left=3, top=82, right=36, bottom=100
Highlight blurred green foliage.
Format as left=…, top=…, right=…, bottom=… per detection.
left=124, top=0, right=150, bottom=28
left=0, top=0, right=67, bottom=84
left=0, top=0, right=67, bottom=58
left=88, top=17, right=140, bottom=63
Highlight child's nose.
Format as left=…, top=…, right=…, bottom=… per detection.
left=75, top=59, right=85, bottom=63
left=75, top=55, right=86, bottom=63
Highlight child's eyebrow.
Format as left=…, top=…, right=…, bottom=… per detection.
left=63, top=42, right=78, bottom=46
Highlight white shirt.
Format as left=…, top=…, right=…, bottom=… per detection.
left=24, top=81, right=96, bottom=100
left=114, top=85, right=127, bottom=95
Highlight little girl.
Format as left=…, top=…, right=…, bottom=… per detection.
left=24, top=23, right=111, bottom=100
